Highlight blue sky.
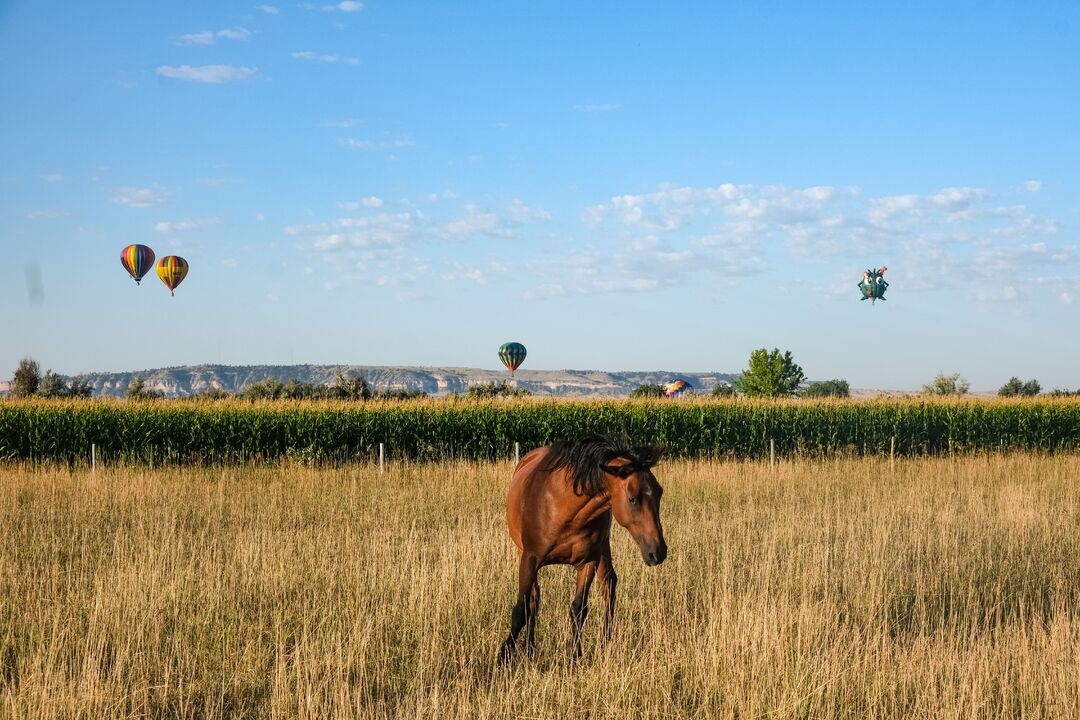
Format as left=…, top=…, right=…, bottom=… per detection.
left=1, top=1, right=1077, bottom=390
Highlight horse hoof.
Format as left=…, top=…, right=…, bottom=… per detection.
left=498, top=642, right=515, bottom=666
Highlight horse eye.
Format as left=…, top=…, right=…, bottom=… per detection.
left=628, top=496, right=638, bottom=505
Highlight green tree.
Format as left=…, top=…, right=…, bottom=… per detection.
left=1021, top=379, right=1041, bottom=396
left=631, top=384, right=665, bottom=399
left=329, top=373, right=372, bottom=401
left=466, top=381, right=530, bottom=398
left=922, top=372, right=970, bottom=396
left=801, top=379, right=850, bottom=398
left=375, top=389, right=428, bottom=400
left=126, top=376, right=162, bottom=400
left=68, top=374, right=93, bottom=398
left=242, top=378, right=285, bottom=400
left=998, top=377, right=1023, bottom=397
left=37, top=369, right=68, bottom=398
left=735, top=348, right=805, bottom=398
left=11, top=357, right=41, bottom=398
left=711, top=383, right=736, bottom=398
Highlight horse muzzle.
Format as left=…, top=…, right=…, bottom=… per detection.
left=641, top=540, right=668, bottom=566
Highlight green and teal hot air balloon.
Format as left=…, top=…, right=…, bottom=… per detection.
left=857, top=265, right=889, bottom=304
left=498, top=342, right=527, bottom=375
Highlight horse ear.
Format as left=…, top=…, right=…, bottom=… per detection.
left=634, top=445, right=663, bottom=469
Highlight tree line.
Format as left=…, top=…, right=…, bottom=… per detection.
left=631, top=348, right=1077, bottom=399
left=7, top=355, right=1077, bottom=401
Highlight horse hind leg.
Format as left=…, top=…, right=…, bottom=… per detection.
left=569, top=561, right=598, bottom=657
left=499, top=553, right=538, bottom=664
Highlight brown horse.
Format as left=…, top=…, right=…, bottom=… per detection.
left=499, top=435, right=667, bottom=663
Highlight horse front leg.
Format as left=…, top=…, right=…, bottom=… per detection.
left=570, top=560, right=598, bottom=657
left=596, top=546, right=618, bottom=640
left=524, top=579, right=540, bottom=656
left=499, top=552, right=538, bottom=664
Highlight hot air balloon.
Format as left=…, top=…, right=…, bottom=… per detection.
left=498, top=342, right=527, bottom=375
left=120, top=244, right=155, bottom=285
left=663, top=379, right=691, bottom=397
left=157, top=256, right=189, bottom=296
left=857, top=265, right=889, bottom=304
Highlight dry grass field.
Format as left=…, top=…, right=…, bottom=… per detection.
left=2, top=455, right=1080, bottom=719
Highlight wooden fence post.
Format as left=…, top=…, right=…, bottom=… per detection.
left=91, top=443, right=96, bottom=473
left=378, top=443, right=385, bottom=474
left=769, top=438, right=775, bottom=470
left=890, top=436, right=895, bottom=469
left=514, top=442, right=520, bottom=464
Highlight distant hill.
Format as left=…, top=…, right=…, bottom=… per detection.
left=50, top=364, right=740, bottom=399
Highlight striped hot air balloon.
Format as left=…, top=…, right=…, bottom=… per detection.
left=498, top=342, right=527, bottom=375
left=157, top=256, right=189, bottom=297
left=120, top=244, right=155, bottom=285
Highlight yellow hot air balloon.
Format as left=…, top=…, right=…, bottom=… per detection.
left=157, top=256, right=189, bottom=296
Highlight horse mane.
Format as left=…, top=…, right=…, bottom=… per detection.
left=537, top=434, right=662, bottom=497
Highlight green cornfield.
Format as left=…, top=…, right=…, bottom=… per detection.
left=3, top=397, right=1080, bottom=466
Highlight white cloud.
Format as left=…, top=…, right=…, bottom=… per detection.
left=176, top=28, right=251, bottom=45
left=573, top=103, right=620, bottom=113
left=440, top=260, right=510, bottom=285
left=991, top=217, right=1060, bottom=237
left=111, top=185, right=170, bottom=208
left=217, top=27, right=252, bottom=41
left=929, top=186, right=988, bottom=211
left=1025, top=180, right=1043, bottom=193
left=323, top=1, right=363, bottom=11
left=321, top=117, right=361, bottom=128
left=339, top=196, right=384, bottom=210
left=586, top=183, right=838, bottom=232
left=156, top=65, right=257, bottom=83
left=338, top=135, right=414, bottom=151
left=1061, top=291, right=1073, bottom=305
left=26, top=208, right=71, bottom=219
left=292, top=51, right=359, bottom=64
left=443, top=204, right=511, bottom=239
left=259, top=4, right=280, bottom=13
left=177, top=31, right=215, bottom=45
left=506, top=199, right=552, bottom=223
left=154, top=217, right=221, bottom=233
left=42, top=173, right=63, bottom=182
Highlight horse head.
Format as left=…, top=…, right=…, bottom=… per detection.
left=601, top=447, right=667, bottom=566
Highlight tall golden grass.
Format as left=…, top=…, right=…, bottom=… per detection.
left=2, top=455, right=1079, bottom=718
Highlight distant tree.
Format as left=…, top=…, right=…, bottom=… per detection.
left=711, top=383, right=736, bottom=398
left=999, top=377, right=1040, bottom=397
left=631, top=384, right=665, bottom=399
left=922, top=372, right=970, bottom=396
left=998, top=377, right=1023, bottom=397
left=466, top=381, right=531, bottom=398
left=126, top=376, right=162, bottom=400
left=375, top=389, right=428, bottom=400
left=242, top=378, right=285, bottom=400
left=37, top=369, right=68, bottom=398
left=192, top=387, right=232, bottom=400
left=68, top=374, right=93, bottom=398
left=801, top=379, right=850, bottom=398
left=11, top=357, right=41, bottom=398
left=735, top=348, right=805, bottom=398
left=329, top=373, right=372, bottom=401
left=1049, top=388, right=1080, bottom=397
